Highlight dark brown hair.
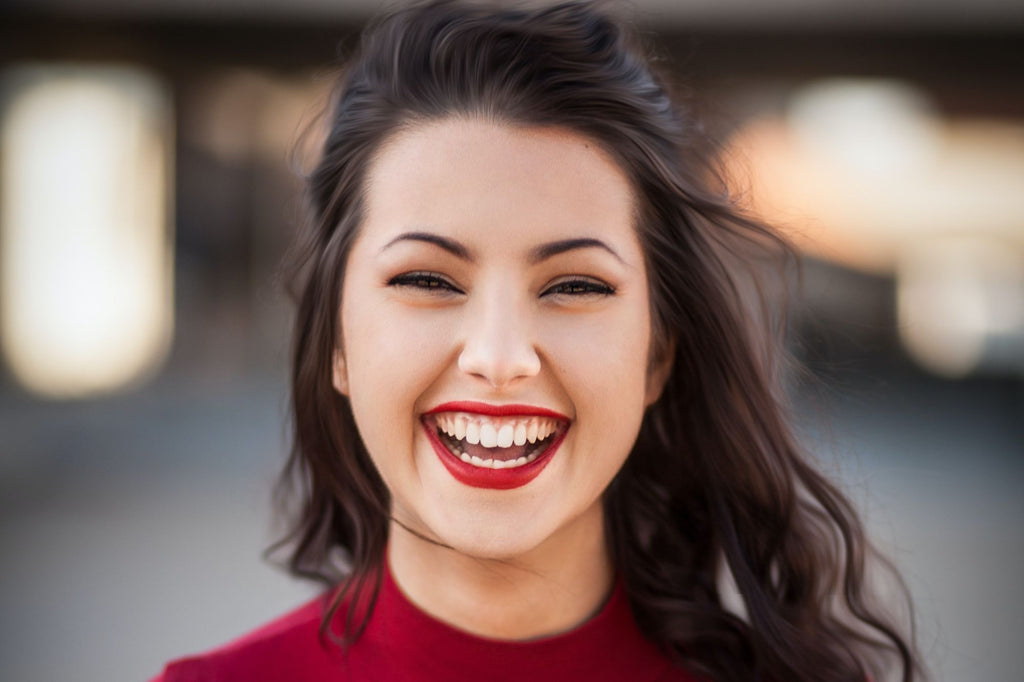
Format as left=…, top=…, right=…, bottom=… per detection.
left=277, top=2, right=921, bottom=681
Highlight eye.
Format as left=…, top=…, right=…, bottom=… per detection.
left=387, top=271, right=464, bottom=294
left=541, top=277, right=616, bottom=298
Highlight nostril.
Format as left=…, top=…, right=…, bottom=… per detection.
left=457, top=342, right=540, bottom=388
left=456, top=299, right=542, bottom=387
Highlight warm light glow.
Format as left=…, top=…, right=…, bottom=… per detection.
left=897, top=237, right=1024, bottom=377
left=721, top=78, right=1024, bottom=376
left=788, top=79, right=941, bottom=180
left=0, top=65, right=174, bottom=398
left=723, top=79, right=1024, bottom=274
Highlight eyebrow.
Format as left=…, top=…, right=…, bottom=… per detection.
left=380, top=231, right=625, bottom=265
left=529, top=238, right=624, bottom=265
left=380, top=232, right=471, bottom=260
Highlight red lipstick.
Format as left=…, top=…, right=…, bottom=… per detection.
left=424, top=401, right=569, bottom=420
left=422, top=401, right=569, bottom=490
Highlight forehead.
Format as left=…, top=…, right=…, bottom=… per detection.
left=360, top=118, right=638, bottom=252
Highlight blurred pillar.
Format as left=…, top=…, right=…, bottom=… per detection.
left=0, top=65, right=174, bottom=397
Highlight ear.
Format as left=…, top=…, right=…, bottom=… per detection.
left=332, top=348, right=349, bottom=396
left=644, top=336, right=675, bottom=407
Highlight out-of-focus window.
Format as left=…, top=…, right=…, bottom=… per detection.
left=0, top=65, right=174, bottom=398
left=722, top=78, right=1024, bottom=377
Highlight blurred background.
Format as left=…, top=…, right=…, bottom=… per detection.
left=0, top=1, right=1021, bottom=680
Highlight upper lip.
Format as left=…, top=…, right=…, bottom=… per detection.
left=424, top=400, right=569, bottom=421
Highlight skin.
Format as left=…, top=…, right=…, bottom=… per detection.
left=333, top=117, right=671, bottom=640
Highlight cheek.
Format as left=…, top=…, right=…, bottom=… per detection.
left=339, top=292, right=413, bottom=470
left=339, top=289, right=457, bottom=480
left=541, top=300, right=652, bottom=384
left=541, top=305, right=652, bottom=447
left=341, top=292, right=450, bottom=394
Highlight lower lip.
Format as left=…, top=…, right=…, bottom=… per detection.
left=424, top=421, right=566, bottom=490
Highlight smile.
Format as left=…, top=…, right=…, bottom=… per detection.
left=423, top=402, right=570, bottom=489
left=433, top=412, right=560, bottom=468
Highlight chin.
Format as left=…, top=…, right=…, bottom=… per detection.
left=430, top=516, right=558, bottom=562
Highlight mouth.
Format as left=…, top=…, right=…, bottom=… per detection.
left=422, top=402, right=570, bottom=489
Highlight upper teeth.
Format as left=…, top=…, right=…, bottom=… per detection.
left=435, top=413, right=558, bottom=448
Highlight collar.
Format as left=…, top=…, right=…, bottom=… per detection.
left=344, top=560, right=681, bottom=681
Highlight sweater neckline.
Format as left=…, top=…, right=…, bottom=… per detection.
left=353, top=560, right=680, bottom=681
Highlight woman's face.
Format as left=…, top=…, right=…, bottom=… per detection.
left=335, top=118, right=669, bottom=560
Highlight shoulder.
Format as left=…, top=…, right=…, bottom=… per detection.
left=151, top=594, right=346, bottom=682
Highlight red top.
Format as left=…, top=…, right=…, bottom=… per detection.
left=152, top=567, right=699, bottom=682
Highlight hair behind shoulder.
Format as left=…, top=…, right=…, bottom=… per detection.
left=274, top=2, right=923, bottom=680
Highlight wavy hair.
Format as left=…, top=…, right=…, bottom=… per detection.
left=276, top=2, right=921, bottom=681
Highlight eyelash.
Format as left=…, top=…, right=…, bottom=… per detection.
left=543, top=279, right=616, bottom=297
left=387, top=272, right=460, bottom=292
left=386, top=272, right=615, bottom=298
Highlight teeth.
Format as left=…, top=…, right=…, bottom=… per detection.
left=465, top=421, right=480, bottom=445
left=435, top=412, right=562, bottom=451
left=479, top=423, right=498, bottom=448
left=453, top=451, right=540, bottom=470
left=513, top=423, right=527, bottom=446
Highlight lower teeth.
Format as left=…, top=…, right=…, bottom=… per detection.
left=457, top=452, right=539, bottom=469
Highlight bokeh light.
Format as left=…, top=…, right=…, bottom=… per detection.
left=0, top=65, right=174, bottom=397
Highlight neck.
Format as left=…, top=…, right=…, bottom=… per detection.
left=386, top=504, right=614, bottom=640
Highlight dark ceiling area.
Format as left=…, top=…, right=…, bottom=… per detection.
left=2, top=14, right=1022, bottom=118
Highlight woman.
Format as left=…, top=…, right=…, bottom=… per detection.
left=154, top=1, right=920, bottom=680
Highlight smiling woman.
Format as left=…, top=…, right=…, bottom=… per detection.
left=153, top=2, right=921, bottom=681
left=334, top=121, right=665, bottom=630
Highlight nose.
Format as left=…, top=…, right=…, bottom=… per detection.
left=457, top=291, right=541, bottom=389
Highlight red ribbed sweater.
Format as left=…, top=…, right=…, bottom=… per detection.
left=152, top=567, right=699, bottom=682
